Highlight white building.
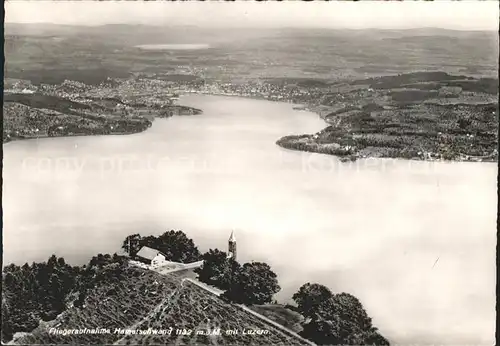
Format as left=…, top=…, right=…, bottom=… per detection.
left=135, top=246, right=167, bottom=267
left=134, top=245, right=204, bottom=270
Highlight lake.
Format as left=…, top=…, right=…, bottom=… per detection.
left=2, top=94, right=496, bottom=345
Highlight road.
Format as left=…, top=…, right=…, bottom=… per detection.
left=180, top=277, right=224, bottom=296
left=179, top=279, right=315, bottom=346
left=135, top=264, right=315, bottom=346
left=235, top=303, right=315, bottom=346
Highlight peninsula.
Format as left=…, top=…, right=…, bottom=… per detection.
left=274, top=72, right=498, bottom=162
left=178, top=72, right=498, bottom=163
left=3, top=79, right=202, bottom=143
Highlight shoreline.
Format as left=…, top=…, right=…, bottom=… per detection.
left=181, top=91, right=499, bottom=164
left=5, top=91, right=497, bottom=164
left=276, top=135, right=498, bottom=163
left=2, top=128, right=149, bottom=146
left=2, top=103, right=202, bottom=145
left=3, top=123, right=152, bottom=145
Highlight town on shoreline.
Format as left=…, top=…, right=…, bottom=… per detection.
left=3, top=71, right=498, bottom=163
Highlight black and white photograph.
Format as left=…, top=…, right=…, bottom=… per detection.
left=1, top=1, right=498, bottom=345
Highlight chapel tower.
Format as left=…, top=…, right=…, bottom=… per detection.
left=228, top=230, right=237, bottom=261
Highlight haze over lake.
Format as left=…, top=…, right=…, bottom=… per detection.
left=2, top=94, right=496, bottom=345
left=135, top=44, right=211, bottom=50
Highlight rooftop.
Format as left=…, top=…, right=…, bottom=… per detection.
left=136, top=246, right=163, bottom=260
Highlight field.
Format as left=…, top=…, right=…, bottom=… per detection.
left=4, top=25, right=498, bottom=85
left=15, top=266, right=309, bottom=345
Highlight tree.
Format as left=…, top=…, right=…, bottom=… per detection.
left=2, top=299, right=14, bottom=343
left=301, top=319, right=341, bottom=345
left=47, top=255, right=58, bottom=268
left=328, top=293, right=374, bottom=332
left=2, top=255, right=83, bottom=343
left=292, top=283, right=333, bottom=319
left=2, top=253, right=129, bottom=343
left=223, top=262, right=280, bottom=305
left=57, top=257, right=66, bottom=267
left=3, top=272, right=16, bottom=290
left=158, top=230, right=201, bottom=262
left=195, top=249, right=232, bottom=289
left=296, top=288, right=390, bottom=346
left=140, top=230, right=201, bottom=263
left=122, top=234, right=142, bottom=256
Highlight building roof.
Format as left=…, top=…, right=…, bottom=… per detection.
left=136, top=246, right=163, bottom=260
left=229, top=230, right=236, bottom=242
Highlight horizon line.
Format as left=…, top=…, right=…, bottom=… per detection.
left=4, top=22, right=498, bottom=33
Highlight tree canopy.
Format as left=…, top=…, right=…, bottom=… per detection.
left=223, top=262, right=281, bottom=305
left=122, top=230, right=201, bottom=263
left=293, top=283, right=389, bottom=345
left=2, top=255, right=80, bottom=342
left=122, top=233, right=142, bottom=257
left=1, top=253, right=127, bottom=343
left=196, top=250, right=281, bottom=306
left=292, top=282, right=334, bottom=319
left=195, top=249, right=233, bottom=290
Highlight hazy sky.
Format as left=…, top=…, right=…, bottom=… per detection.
left=5, top=1, right=499, bottom=30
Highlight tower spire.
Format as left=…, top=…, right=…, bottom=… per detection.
left=228, top=230, right=237, bottom=261
left=229, top=230, right=236, bottom=242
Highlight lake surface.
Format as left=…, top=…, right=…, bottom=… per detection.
left=135, top=43, right=210, bottom=50
left=2, top=94, right=496, bottom=345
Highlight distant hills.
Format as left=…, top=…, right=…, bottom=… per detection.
left=4, top=23, right=498, bottom=83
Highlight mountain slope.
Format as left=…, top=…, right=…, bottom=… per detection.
left=14, top=265, right=310, bottom=345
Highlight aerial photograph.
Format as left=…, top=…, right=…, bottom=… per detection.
left=2, top=1, right=498, bottom=345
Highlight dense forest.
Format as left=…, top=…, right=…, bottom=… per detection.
left=1, top=253, right=127, bottom=342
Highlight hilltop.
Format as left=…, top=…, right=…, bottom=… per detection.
left=3, top=231, right=389, bottom=345
left=12, top=265, right=309, bottom=345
